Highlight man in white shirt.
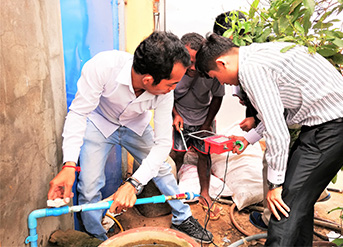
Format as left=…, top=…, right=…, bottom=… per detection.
left=48, top=31, right=213, bottom=243
left=195, top=33, right=343, bottom=246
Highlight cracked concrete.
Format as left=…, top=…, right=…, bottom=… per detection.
left=1, top=1, right=71, bottom=246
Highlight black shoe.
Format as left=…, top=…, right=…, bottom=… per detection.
left=171, top=216, right=213, bottom=243
left=249, top=211, right=268, bottom=231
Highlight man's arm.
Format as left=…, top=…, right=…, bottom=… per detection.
left=241, top=64, right=291, bottom=219
left=172, top=105, right=184, bottom=132
left=109, top=93, right=174, bottom=214
left=48, top=161, right=77, bottom=203
left=127, top=92, right=174, bottom=186
left=201, top=96, right=223, bottom=130
left=48, top=54, right=106, bottom=203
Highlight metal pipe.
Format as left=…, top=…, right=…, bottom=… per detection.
left=25, top=192, right=199, bottom=246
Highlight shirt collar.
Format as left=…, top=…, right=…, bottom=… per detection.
left=116, top=57, right=134, bottom=93
left=115, top=57, right=158, bottom=101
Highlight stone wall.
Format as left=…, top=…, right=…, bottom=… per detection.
left=0, top=1, right=73, bottom=246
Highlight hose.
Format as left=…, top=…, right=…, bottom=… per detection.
left=314, top=218, right=343, bottom=234
left=228, top=233, right=268, bottom=247
left=229, top=203, right=252, bottom=236
left=25, top=192, right=199, bottom=247
left=105, top=213, right=124, bottom=232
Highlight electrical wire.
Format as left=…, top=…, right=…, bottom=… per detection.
left=105, top=213, right=124, bottom=233
left=200, top=146, right=231, bottom=247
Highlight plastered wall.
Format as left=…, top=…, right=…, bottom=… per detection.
left=125, top=0, right=154, bottom=54
left=0, top=1, right=73, bottom=246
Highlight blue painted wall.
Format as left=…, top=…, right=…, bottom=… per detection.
left=60, top=0, right=119, bottom=107
left=60, top=0, right=122, bottom=230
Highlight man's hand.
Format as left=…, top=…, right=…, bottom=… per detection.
left=239, top=117, right=256, bottom=132
left=229, top=135, right=249, bottom=154
left=108, top=182, right=137, bottom=214
left=48, top=161, right=76, bottom=204
left=173, top=115, right=184, bottom=132
left=266, top=186, right=290, bottom=220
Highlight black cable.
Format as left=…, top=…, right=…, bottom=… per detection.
left=200, top=146, right=230, bottom=247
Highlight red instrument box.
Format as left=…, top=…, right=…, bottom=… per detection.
left=204, top=135, right=236, bottom=154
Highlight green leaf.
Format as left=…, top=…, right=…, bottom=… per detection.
left=290, top=5, right=304, bottom=23
left=289, top=0, right=302, bottom=14
left=313, top=22, right=334, bottom=29
left=332, top=239, right=343, bottom=247
left=317, top=47, right=339, bottom=57
left=322, top=30, right=343, bottom=38
left=327, top=18, right=341, bottom=23
left=294, top=21, right=305, bottom=34
left=249, top=0, right=260, bottom=19
left=307, top=45, right=316, bottom=54
left=280, top=44, right=296, bottom=53
left=243, top=22, right=252, bottom=34
left=259, top=28, right=272, bottom=42
left=276, top=36, right=297, bottom=42
left=328, top=207, right=343, bottom=214
left=331, top=53, right=343, bottom=65
left=303, top=12, right=312, bottom=34
left=273, top=21, right=279, bottom=35
left=319, top=10, right=333, bottom=22
left=242, top=35, right=253, bottom=44
left=303, top=0, right=315, bottom=15
left=332, top=37, right=343, bottom=48
left=223, top=29, right=234, bottom=39
left=279, top=16, right=289, bottom=31
left=232, top=35, right=246, bottom=47
left=277, top=3, right=291, bottom=17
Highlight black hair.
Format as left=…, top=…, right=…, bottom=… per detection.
left=180, top=32, right=204, bottom=51
left=195, top=33, right=238, bottom=77
left=213, top=11, right=247, bottom=36
left=133, top=31, right=191, bottom=85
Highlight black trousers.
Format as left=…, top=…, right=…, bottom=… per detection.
left=266, top=118, right=343, bottom=246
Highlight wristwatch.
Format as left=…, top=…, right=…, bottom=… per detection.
left=267, top=180, right=283, bottom=190
left=126, top=177, right=143, bottom=195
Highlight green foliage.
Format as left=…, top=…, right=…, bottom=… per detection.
left=220, top=0, right=343, bottom=72
left=328, top=207, right=343, bottom=245
left=328, top=207, right=343, bottom=220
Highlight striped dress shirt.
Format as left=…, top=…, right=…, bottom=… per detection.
left=238, top=42, right=343, bottom=184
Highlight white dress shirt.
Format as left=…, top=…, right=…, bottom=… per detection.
left=62, top=50, right=174, bottom=185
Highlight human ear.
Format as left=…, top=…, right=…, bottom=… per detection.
left=142, top=75, right=154, bottom=86
left=215, top=57, right=226, bottom=69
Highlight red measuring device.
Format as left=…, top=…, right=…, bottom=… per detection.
left=188, top=130, right=244, bottom=154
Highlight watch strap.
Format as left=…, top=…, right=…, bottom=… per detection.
left=267, top=180, right=283, bottom=190
left=126, top=177, right=143, bottom=194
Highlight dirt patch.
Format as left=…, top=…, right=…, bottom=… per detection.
left=48, top=187, right=342, bottom=247
left=106, top=190, right=342, bottom=246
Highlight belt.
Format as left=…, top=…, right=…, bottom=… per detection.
left=302, top=117, right=343, bottom=131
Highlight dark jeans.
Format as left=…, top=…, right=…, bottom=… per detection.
left=266, top=118, right=343, bottom=246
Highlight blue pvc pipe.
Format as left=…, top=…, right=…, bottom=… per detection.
left=25, top=192, right=199, bottom=246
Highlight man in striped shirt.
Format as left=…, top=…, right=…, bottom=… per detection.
left=195, top=33, right=343, bottom=246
